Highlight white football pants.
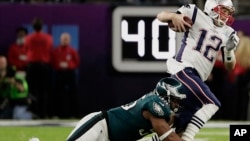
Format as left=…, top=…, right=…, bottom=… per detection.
left=67, top=111, right=109, bottom=141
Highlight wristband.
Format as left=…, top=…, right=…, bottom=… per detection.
left=224, top=48, right=235, bottom=63
left=159, top=129, right=173, bottom=141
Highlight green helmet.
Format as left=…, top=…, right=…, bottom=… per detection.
left=155, top=77, right=186, bottom=112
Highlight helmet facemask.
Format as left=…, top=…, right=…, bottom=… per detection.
left=166, top=86, right=186, bottom=113
left=213, top=5, right=235, bottom=26
left=155, top=77, right=186, bottom=113
left=204, top=0, right=235, bottom=27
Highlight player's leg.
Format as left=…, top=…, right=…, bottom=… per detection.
left=181, top=104, right=218, bottom=141
left=67, top=111, right=109, bottom=141
left=75, top=119, right=109, bottom=141
left=171, top=68, right=221, bottom=141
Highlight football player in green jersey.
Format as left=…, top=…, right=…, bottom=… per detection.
left=67, top=77, right=186, bottom=141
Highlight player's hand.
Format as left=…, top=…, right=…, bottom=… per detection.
left=171, top=14, right=192, bottom=32
left=226, top=33, right=239, bottom=51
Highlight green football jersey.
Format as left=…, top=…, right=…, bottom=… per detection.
left=107, top=92, right=172, bottom=141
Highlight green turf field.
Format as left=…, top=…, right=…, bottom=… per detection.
left=0, top=126, right=72, bottom=141
left=195, top=128, right=229, bottom=141
left=0, top=126, right=229, bottom=141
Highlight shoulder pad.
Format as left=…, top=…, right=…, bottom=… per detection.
left=144, top=96, right=171, bottom=119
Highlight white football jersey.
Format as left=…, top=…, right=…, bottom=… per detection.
left=166, top=4, right=236, bottom=81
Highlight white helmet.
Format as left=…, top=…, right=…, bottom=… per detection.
left=204, top=0, right=235, bottom=26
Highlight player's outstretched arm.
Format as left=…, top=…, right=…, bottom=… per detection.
left=143, top=110, right=183, bottom=141
left=157, top=11, right=176, bottom=23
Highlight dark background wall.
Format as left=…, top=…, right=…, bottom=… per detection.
left=0, top=4, right=165, bottom=116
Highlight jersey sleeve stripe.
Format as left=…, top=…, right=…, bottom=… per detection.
left=191, top=6, right=198, bottom=24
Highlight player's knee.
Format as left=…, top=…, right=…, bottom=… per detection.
left=181, top=104, right=219, bottom=141
left=203, top=103, right=219, bottom=116
left=214, top=100, right=221, bottom=108
left=195, top=103, right=219, bottom=122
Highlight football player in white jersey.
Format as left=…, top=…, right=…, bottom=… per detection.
left=157, top=0, right=239, bottom=141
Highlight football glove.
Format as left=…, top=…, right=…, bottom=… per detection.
left=225, top=33, right=239, bottom=51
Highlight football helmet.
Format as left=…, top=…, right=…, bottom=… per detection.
left=204, top=0, right=235, bottom=26
left=155, top=77, right=186, bottom=112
